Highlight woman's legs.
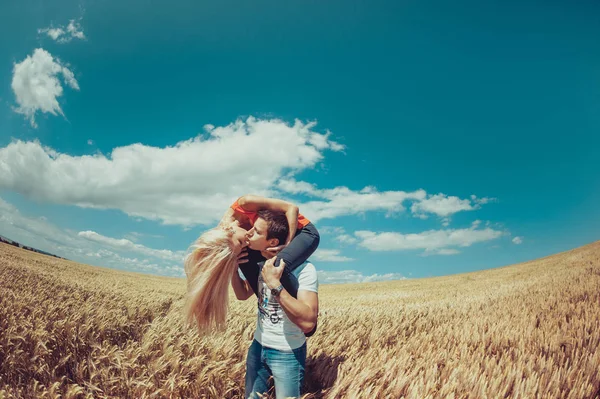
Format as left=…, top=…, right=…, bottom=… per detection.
left=239, top=223, right=320, bottom=302
left=274, top=223, right=320, bottom=337
left=275, top=222, right=320, bottom=269
left=275, top=223, right=320, bottom=298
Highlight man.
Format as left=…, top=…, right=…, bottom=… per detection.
left=231, top=210, right=319, bottom=399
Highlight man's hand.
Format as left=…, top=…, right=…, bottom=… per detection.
left=261, top=257, right=285, bottom=289
left=263, top=258, right=319, bottom=333
left=264, top=243, right=287, bottom=257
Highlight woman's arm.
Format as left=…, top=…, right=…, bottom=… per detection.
left=218, top=207, right=237, bottom=227
left=231, top=252, right=253, bottom=300
left=283, top=206, right=298, bottom=245
left=231, top=268, right=253, bottom=300
left=238, top=195, right=299, bottom=244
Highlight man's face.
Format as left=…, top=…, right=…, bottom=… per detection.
left=247, top=218, right=277, bottom=251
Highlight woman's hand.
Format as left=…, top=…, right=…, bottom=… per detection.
left=237, top=251, right=249, bottom=265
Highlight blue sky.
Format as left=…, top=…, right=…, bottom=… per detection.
left=1, top=0, right=599, bottom=283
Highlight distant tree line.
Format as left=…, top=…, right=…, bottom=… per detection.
left=0, top=235, right=66, bottom=260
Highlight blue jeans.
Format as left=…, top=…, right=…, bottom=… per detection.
left=245, top=339, right=306, bottom=399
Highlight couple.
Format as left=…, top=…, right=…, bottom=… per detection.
left=184, top=195, right=320, bottom=399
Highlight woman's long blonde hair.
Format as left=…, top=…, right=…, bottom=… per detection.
left=184, top=226, right=238, bottom=333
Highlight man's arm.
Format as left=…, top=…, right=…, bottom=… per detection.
left=277, top=289, right=318, bottom=333
left=261, top=258, right=318, bottom=333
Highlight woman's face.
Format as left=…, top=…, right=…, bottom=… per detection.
left=229, top=222, right=250, bottom=254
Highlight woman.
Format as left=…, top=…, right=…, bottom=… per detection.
left=184, top=195, right=320, bottom=333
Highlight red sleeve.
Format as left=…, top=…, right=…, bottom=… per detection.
left=231, top=199, right=311, bottom=228
left=231, top=199, right=258, bottom=224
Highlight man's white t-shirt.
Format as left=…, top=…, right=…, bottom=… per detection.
left=254, top=261, right=318, bottom=351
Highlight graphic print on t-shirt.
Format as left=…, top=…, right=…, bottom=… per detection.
left=253, top=261, right=318, bottom=351
left=257, top=271, right=283, bottom=325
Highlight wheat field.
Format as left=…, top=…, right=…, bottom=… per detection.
left=0, top=240, right=599, bottom=399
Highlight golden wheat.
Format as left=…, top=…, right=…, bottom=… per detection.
left=0, top=241, right=599, bottom=398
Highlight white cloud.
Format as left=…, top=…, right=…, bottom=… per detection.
left=42, top=28, right=65, bottom=41
left=317, top=270, right=407, bottom=284
left=312, top=249, right=354, bottom=262
left=472, top=195, right=495, bottom=205
left=354, top=224, right=504, bottom=254
left=410, top=193, right=474, bottom=217
left=278, top=179, right=493, bottom=223
left=422, top=248, right=461, bottom=256
left=318, top=226, right=358, bottom=245
left=84, top=248, right=163, bottom=273
left=77, top=230, right=185, bottom=262
left=0, top=118, right=343, bottom=226
left=66, top=20, right=85, bottom=40
left=277, top=179, right=319, bottom=195
left=0, top=197, right=18, bottom=213
left=38, top=20, right=85, bottom=43
left=11, top=48, right=79, bottom=127
left=0, top=196, right=185, bottom=277
left=124, top=231, right=164, bottom=242
left=512, top=236, right=523, bottom=245
left=317, top=226, right=346, bottom=235
left=410, top=193, right=496, bottom=224
left=277, top=179, right=427, bottom=222
left=336, top=234, right=358, bottom=245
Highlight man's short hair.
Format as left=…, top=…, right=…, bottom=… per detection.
left=256, top=209, right=289, bottom=246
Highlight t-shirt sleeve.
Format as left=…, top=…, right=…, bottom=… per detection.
left=298, top=263, right=318, bottom=293
left=230, top=198, right=242, bottom=211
